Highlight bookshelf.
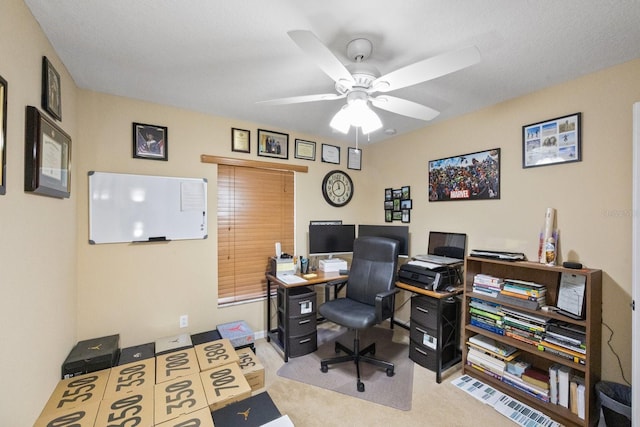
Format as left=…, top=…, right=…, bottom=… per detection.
left=462, top=257, right=602, bottom=427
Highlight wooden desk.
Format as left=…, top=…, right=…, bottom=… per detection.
left=266, top=272, right=347, bottom=362
left=395, top=281, right=463, bottom=383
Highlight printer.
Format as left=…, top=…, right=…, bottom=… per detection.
left=398, top=260, right=457, bottom=291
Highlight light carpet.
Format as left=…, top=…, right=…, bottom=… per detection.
left=276, top=325, right=413, bottom=410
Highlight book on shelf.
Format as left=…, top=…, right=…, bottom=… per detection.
left=538, top=344, right=586, bottom=365
left=542, top=335, right=586, bottom=354
left=496, top=292, right=541, bottom=310
left=499, top=289, right=547, bottom=304
left=544, top=329, right=585, bottom=348
left=501, top=371, right=550, bottom=402
left=473, top=274, right=504, bottom=288
left=506, top=359, right=530, bottom=376
left=501, top=307, right=549, bottom=326
left=522, top=367, right=550, bottom=390
left=469, top=306, right=503, bottom=322
left=469, top=334, right=518, bottom=357
left=502, top=280, right=547, bottom=296
left=503, top=278, right=546, bottom=289
left=473, top=286, right=500, bottom=298
left=577, top=383, right=586, bottom=419
left=503, top=315, right=546, bottom=333
left=470, top=317, right=505, bottom=335
left=467, top=342, right=520, bottom=363
left=546, top=322, right=586, bottom=344
left=470, top=298, right=503, bottom=315
left=466, top=360, right=503, bottom=380
left=469, top=250, right=526, bottom=261
left=557, top=365, right=572, bottom=408
left=539, top=340, right=587, bottom=358
left=549, top=364, right=560, bottom=405
left=505, top=329, right=540, bottom=346
left=467, top=350, right=505, bottom=376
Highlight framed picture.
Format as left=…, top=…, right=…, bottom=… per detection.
left=384, top=200, right=394, bottom=210
left=393, top=198, right=401, bottom=211
left=429, top=148, right=500, bottom=202
left=385, top=188, right=392, bottom=200
left=41, top=56, right=62, bottom=121
left=392, top=188, right=402, bottom=199
left=321, top=143, right=340, bottom=164
left=24, top=106, right=71, bottom=198
left=258, top=129, right=288, bottom=159
left=400, top=199, right=412, bottom=209
left=385, top=210, right=393, bottom=222
left=401, top=185, right=410, bottom=200
left=392, top=211, right=402, bottom=221
left=231, top=128, right=250, bottom=153
left=347, top=147, right=362, bottom=170
left=401, top=209, right=411, bottom=223
left=523, top=113, right=581, bottom=168
left=0, top=75, right=6, bottom=195
left=294, top=139, right=316, bottom=161
left=133, top=122, right=168, bottom=160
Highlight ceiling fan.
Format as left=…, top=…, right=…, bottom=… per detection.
left=259, top=30, right=481, bottom=134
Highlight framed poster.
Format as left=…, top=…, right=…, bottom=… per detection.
left=257, top=129, right=288, bottom=159
left=294, top=139, right=315, bottom=161
left=321, top=143, right=340, bottom=164
left=429, top=148, right=500, bottom=202
left=41, top=56, right=62, bottom=121
left=523, top=113, right=581, bottom=168
left=231, top=128, right=250, bottom=153
left=133, top=122, right=168, bottom=161
left=347, top=147, right=361, bottom=170
left=24, top=106, right=71, bottom=198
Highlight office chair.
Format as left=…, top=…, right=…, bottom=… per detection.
left=319, top=236, right=400, bottom=392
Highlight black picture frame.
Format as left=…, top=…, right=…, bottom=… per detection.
left=294, top=139, right=316, bottom=161
left=385, top=188, right=392, bottom=201
left=429, top=148, right=500, bottom=202
left=401, top=185, right=410, bottom=200
left=231, top=128, right=250, bottom=153
left=257, top=129, right=289, bottom=159
left=41, top=56, right=62, bottom=121
left=385, top=210, right=393, bottom=222
left=401, top=209, right=411, bottom=223
left=321, top=143, right=340, bottom=164
left=24, top=106, right=71, bottom=198
left=133, top=122, right=168, bottom=161
left=400, top=199, right=412, bottom=209
left=523, top=113, right=581, bottom=168
left=0, top=75, right=6, bottom=195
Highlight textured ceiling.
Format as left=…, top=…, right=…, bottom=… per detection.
left=24, top=0, right=640, bottom=144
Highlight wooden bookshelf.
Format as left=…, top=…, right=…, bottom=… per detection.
left=462, top=257, right=602, bottom=427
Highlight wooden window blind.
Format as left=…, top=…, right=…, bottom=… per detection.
left=217, top=165, right=294, bottom=304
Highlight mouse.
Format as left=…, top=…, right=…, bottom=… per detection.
left=445, top=285, right=456, bottom=292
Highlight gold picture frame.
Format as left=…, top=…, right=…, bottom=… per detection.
left=25, top=106, right=71, bottom=198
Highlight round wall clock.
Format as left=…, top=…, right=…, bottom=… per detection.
left=322, top=170, right=353, bottom=207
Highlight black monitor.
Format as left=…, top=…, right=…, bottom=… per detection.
left=427, top=231, right=467, bottom=259
left=357, top=224, right=409, bottom=258
left=308, top=224, right=356, bottom=257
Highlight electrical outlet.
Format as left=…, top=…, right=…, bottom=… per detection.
left=179, top=314, right=188, bottom=328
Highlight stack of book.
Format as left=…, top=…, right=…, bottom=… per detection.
left=549, top=364, right=583, bottom=413
left=466, top=334, right=519, bottom=379
left=538, top=321, right=587, bottom=365
left=502, top=368, right=551, bottom=403
left=502, top=307, right=549, bottom=346
left=469, top=298, right=504, bottom=335
left=496, top=278, right=547, bottom=310
left=472, top=274, right=504, bottom=298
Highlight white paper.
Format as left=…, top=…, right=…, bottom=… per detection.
left=556, top=273, right=586, bottom=317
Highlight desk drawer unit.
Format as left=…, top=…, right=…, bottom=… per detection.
left=284, top=314, right=317, bottom=337
left=410, top=295, right=439, bottom=328
left=277, top=327, right=317, bottom=358
left=278, top=286, right=316, bottom=317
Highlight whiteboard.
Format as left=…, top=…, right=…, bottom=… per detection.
left=89, top=171, right=207, bottom=244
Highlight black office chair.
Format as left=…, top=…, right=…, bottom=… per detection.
left=319, top=236, right=400, bottom=392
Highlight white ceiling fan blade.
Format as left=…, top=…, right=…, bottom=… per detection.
left=288, top=30, right=354, bottom=86
left=257, top=93, right=345, bottom=106
left=372, top=46, right=481, bottom=93
left=371, top=95, right=440, bottom=121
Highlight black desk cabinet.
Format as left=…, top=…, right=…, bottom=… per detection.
left=408, top=294, right=461, bottom=383
left=276, top=286, right=317, bottom=359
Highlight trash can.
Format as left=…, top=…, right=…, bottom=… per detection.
left=595, top=381, right=632, bottom=427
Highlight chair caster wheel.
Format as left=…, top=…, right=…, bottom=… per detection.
left=357, top=381, right=365, bottom=392
left=321, top=364, right=328, bottom=373
left=386, top=368, right=394, bottom=377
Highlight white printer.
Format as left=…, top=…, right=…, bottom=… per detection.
left=319, top=258, right=348, bottom=272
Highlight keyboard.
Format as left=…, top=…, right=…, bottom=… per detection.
left=413, top=254, right=463, bottom=265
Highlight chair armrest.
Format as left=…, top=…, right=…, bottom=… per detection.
left=375, top=288, right=399, bottom=321
left=324, top=278, right=348, bottom=302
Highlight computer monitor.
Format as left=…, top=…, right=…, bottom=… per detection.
left=357, top=224, right=409, bottom=257
left=308, top=224, right=356, bottom=257
left=427, top=231, right=467, bottom=259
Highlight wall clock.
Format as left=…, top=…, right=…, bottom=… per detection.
left=322, top=170, right=353, bottom=207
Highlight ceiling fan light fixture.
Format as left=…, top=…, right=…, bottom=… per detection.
left=329, top=98, right=382, bottom=135
left=329, top=105, right=351, bottom=134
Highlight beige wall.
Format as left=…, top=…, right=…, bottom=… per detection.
left=1, top=1, right=637, bottom=424
left=0, top=0, right=78, bottom=425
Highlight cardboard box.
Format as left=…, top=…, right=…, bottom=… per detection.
left=154, top=373, right=209, bottom=424
left=61, top=334, right=119, bottom=378
left=200, top=362, right=251, bottom=411
left=211, top=391, right=281, bottom=426
left=155, top=333, right=193, bottom=355
left=95, top=387, right=154, bottom=427
left=156, top=347, right=200, bottom=384
left=40, top=369, right=110, bottom=416
left=191, top=329, right=222, bottom=346
left=236, top=347, right=265, bottom=391
left=217, top=320, right=255, bottom=348
left=154, top=407, right=215, bottom=427
left=194, top=338, right=239, bottom=372
left=34, top=400, right=100, bottom=427
left=118, top=342, right=155, bottom=365
left=103, top=358, right=155, bottom=399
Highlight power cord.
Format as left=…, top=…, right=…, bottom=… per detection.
left=602, top=320, right=631, bottom=386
